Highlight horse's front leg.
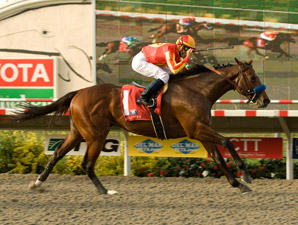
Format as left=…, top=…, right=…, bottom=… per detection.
left=186, top=122, right=252, bottom=194
left=275, top=48, right=291, bottom=58
left=202, top=142, right=252, bottom=194
left=223, top=139, right=252, bottom=184
left=246, top=48, right=256, bottom=58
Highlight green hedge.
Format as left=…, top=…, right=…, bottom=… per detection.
left=0, top=130, right=49, bottom=174
left=0, top=131, right=297, bottom=179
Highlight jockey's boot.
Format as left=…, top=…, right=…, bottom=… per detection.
left=137, top=79, right=164, bottom=107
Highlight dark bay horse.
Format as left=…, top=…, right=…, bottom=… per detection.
left=97, top=40, right=218, bottom=66
left=243, top=33, right=296, bottom=58
left=11, top=58, right=270, bottom=195
left=96, top=62, right=112, bottom=74
left=97, top=41, right=148, bottom=62
left=148, top=22, right=212, bottom=43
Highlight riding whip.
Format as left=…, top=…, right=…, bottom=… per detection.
left=194, top=46, right=234, bottom=52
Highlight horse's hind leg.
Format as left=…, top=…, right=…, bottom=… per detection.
left=82, top=139, right=117, bottom=194
left=152, top=32, right=163, bottom=43
left=29, top=123, right=82, bottom=190
left=82, top=140, right=106, bottom=194
left=255, top=48, right=265, bottom=57
left=80, top=120, right=117, bottom=194
left=202, top=141, right=252, bottom=194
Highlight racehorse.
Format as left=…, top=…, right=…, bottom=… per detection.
left=97, top=41, right=148, bottom=62
left=10, top=58, right=270, bottom=195
left=97, top=40, right=218, bottom=66
left=243, top=33, right=296, bottom=58
left=148, top=22, right=212, bottom=43
left=96, top=62, right=112, bottom=74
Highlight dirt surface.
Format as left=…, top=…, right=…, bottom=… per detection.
left=0, top=174, right=297, bottom=225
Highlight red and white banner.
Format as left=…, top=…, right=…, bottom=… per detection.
left=0, top=58, right=55, bottom=87
left=217, top=137, right=283, bottom=159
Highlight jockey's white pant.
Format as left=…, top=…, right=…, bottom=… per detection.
left=132, top=52, right=171, bottom=84
left=260, top=33, right=274, bottom=41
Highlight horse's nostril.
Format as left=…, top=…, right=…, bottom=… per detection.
left=263, top=98, right=270, bottom=106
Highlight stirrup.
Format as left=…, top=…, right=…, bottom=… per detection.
left=137, top=97, right=155, bottom=108
left=146, top=98, right=155, bottom=108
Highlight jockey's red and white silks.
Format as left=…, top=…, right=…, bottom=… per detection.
left=132, top=52, right=171, bottom=83
left=260, top=31, right=278, bottom=41
left=132, top=43, right=189, bottom=83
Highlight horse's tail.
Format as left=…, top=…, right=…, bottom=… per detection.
left=148, top=25, right=162, bottom=32
left=10, top=91, right=78, bottom=122
left=96, top=42, right=107, bottom=47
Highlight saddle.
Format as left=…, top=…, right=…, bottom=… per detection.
left=121, top=83, right=168, bottom=140
left=257, top=38, right=273, bottom=49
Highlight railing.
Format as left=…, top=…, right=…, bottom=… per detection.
left=1, top=99, right=298, bottom=117
left=1, top=98, right=298, bottom=104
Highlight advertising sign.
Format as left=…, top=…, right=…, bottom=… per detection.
left=217, top=137, right=283, bottom=159
left=128, top=136, right=208, bottom=158
left=292, top=138, right=298, bottom=159
left=45, top=135, right=121, bottom=156
left=0, top=58, right=57, bottom=99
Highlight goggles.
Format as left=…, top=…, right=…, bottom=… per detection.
left=183, top=46, right=191, bottom=51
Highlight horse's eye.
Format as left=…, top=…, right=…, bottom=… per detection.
left=251, top=76, right=256, bottom=82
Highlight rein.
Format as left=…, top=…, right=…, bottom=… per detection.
left=207, top=67, right=240, bottom=90
left=207, top=65, right=264, bottom=103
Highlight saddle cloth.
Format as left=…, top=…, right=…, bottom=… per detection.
left=256, top=38, right=266, bottom=48
left=118, top=41, right=129, bottom=52
left=121, top=84, right=163, bottom=121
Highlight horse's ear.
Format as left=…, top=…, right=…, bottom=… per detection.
left=248, top=59, right=253, bottom=64
left=235, top=58, right=246, bottom=69
left=234, top=57, right=241, bottom=65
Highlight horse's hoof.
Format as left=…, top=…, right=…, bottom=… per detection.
left=239, top=185, right=252, bottom=195
left=28, top=181, right=45, bottom=192
left=241, top=173, right=252, bottom=184
left=107, top=190, right=118, bottom=195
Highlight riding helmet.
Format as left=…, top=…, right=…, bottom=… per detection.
left=176, top=35, right=196, bottom=49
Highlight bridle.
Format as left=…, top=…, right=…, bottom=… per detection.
left=208, top=64, right=265, bottom=103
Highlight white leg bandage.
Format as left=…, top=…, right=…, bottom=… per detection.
left=34, top=180, right=42, bottom=187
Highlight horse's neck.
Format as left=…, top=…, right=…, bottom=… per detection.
left=194, top=23, right=202, bottom=29
left=209, top=69, right=237, bottom=103
left=182, top=66, right=238, bottom=105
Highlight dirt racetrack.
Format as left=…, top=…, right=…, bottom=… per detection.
left=0, top=174, right=297, bottom=225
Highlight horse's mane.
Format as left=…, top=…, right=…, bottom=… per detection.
left=169, top=63, right=234, bottom=81
left=169, top=64, right=210, bottom=81
left=213, top=63, right=234, bottom=70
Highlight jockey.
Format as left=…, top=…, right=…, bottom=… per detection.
left=121, top=36, right=140, bottom=48
left=132, top=35, right=196, bottom=106
left=260, top=31, right=279, bottom=41
left=177, top=17, right=196, bottom=34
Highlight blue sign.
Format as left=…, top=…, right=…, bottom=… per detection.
left=134, top=139, right=163, bottom=154
left=170, top=139, right=200, bottom=154
left=293, top=138, right=298, bottom=159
